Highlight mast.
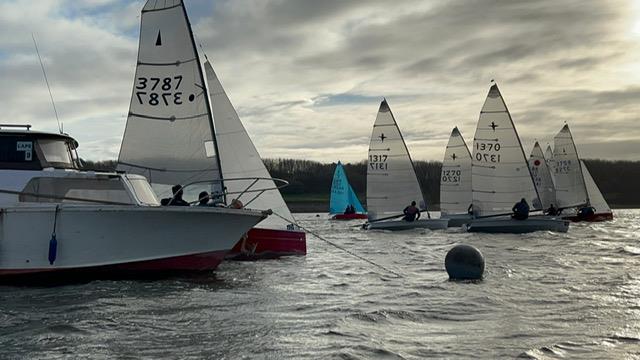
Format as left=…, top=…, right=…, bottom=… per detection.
left=180, top=2, right=226, bottom=201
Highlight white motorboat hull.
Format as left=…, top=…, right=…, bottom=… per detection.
left=465, top=216, right=569, bottom=233
left=441, top=213, right=474, bottom=227
left=367, top=218, right=449, bottom=231
left=0, top=204, right=266, bottom=279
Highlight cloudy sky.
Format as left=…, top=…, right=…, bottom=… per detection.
left=1, top=0, right=639, bottom=162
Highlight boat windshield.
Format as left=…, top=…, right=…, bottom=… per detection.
left=39, top=139, right=73, bottom=166
left=127, top=177, right=160, bottom=206
left=19, top=177, right=135, bottom=205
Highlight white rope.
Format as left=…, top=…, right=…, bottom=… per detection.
left=270, top=211, right=403, bottom=278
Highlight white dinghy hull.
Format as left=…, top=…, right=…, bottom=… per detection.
left=441, top=213, right=474, bottom=227
left=367, top=218, right=449, bottom=231
left=465, top=216, right=569, bottom=233
left=0, top=205, right=266, bottom=279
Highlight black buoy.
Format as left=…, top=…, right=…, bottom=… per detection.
left=445, top=244, right=484, bottom=280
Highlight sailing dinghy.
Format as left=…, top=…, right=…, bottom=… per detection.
left=364, top=100, right=448, bottom=230
left=465, top=84, right=569, bottom=233
left=552, top=124, right=613, bottom=222
left=330, top=161, right=367, bottom=220
left=204, top=61, right=306, bottom=258
left=116, top=0, right=279, bottom=264
left=529, top=141, right=557, bottom=211
left=440, top=127, right=473, bottom=227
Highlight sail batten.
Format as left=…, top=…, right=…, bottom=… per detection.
left=471, top=84, right=541, bottom=216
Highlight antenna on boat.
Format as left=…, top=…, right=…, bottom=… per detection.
left=32, top=33, right=63, bottom=134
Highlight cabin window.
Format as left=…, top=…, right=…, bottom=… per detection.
left=38, top=139, right=73, bottom=166
left=19, top=177, right=135, bottom=204
left=127, top=177, right=160, bottom=206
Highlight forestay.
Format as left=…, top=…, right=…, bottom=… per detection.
left=553, top=125, right=588, bottom=209
left=581, top=160, right=611, bottom=214
left=440, top=127, right=472, bottom=215
left=117, top=0, right=221, bottom=197
left=204, top=61, right=295, bottom=228
left=529, top=141, right=556, bottom=210
left=330, top=161, right=366, bottom=215
left=471, top=84, right=540, bottom=216
left=366, top=100, right=426, bottom=220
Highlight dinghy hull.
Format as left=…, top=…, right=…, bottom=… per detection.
left=227, top=227, right=306, bottom=260
left=367, top=218, right=449, bottom=231
left=465, top=216, right=569, bottom=233
left=563, top=212, right=614, bottom=222
left=332, top=213, right=368, bottom=220
left=441, top=213, right=474, bottom=227
left=0, top=204, right=266, bottom=281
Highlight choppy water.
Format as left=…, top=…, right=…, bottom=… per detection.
left=1, top=210, right=640, bottom=359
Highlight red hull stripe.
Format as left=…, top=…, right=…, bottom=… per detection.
left=564, top=212, right=614, bottom=222
left=0, top=250, right=229, bottom=276
left=229, top=227, right=306, bottom=257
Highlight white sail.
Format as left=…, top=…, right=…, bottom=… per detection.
left=581, top=160, right=611, bottom=214
left=545, top=144, right=556, bottom=186
left=552, top=124, right=588, bottom=209
left=366, top=100, right=425, bottom=220
left=529, top=141, right=556, bottom=210
left=471, top=84, right=540, bottom=216
left=117, top=0, right=221, bottom=197
left=204, top=60, right=295, bottom=228
left=440, top=127, right=472, bottom=215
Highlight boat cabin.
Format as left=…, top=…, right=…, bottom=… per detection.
left=0, top=125, right=159, bottom=206
left=0, top=124, right=80, bottom=170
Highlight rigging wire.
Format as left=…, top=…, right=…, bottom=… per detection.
left=32, top=33, right=62, bottom=134
left=270, top=211, right=403, bottom=279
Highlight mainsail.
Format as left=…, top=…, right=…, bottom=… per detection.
left=204, top=60, right=295, bottom=227
left=471, top=84, right=541, bottom=216
left=366, top=100, right=426, bottom=220
left=117, top=0, right=221, bottom=198
left=545, top=144, right=556, bottom=186
left=529, top=141, right=556, bottom=210
left=440, top=127, right=472, bottom=215
left=553, top=124, right=588, bottom=209
left=330, top=161, right=366, bottom=215
left=581, top=160, right=611, bottom=214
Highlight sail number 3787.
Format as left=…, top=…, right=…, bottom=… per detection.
left=135, top=76, right=184, bottom=106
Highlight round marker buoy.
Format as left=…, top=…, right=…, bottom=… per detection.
left=445, top=244, right=484, bottom=280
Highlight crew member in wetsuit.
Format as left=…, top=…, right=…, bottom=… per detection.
left=344, top=204, right=356, bottom=214
left=512, top=198, right=530, bottom=220
left=546, top=203, right=558, bottom=216
left=197, top=191, right=211, bottom=206
left=577, top=206, right=595, bottom=219
left=403, top=201, right=421, bottom=222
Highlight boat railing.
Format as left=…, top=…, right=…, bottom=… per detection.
left=179, top=176, right=289, bottom=208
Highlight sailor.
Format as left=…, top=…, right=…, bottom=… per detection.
left=546, top=203, right=558, bottom=216
left=577, top=206, right=595, bottom=219
left=211, top=190, right=226, bottom=207
left=197, top=191, right=211, bottom=206
left=344, top=204, right=355, bottom=214
left=230, top=198, right=244, bottom=209
left=403, top=201, right=421, bottom=222
left=512, top=198, right=530, bottom=220
left=162, top=185, right=190, bottom=206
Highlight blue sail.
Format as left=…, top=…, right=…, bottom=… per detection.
left=330, top=162, right=366, bottom=214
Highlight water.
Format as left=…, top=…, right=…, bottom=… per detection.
left=1, top=210, right=639, bottom=359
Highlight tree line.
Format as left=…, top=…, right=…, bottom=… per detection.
left=82, top=158, right=640, bottom=208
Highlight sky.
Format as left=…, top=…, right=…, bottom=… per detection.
left=1, top=0, right=639, bottom=163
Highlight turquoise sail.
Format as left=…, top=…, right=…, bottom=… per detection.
left=330, top=161, right=366, bottom=214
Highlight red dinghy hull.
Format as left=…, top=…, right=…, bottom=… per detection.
left=331, top=213, right=368, bottom=220
left=227, top=227, right=307, bottom=260
left=563, top=212, right=614, bottom=222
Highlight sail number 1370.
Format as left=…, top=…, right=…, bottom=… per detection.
left=135, top=76, right=184, bottom=106
left=475, top=142, right=501, bottom=163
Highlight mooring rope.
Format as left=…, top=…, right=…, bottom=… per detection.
left=270, top=211, right=403, bottom=278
